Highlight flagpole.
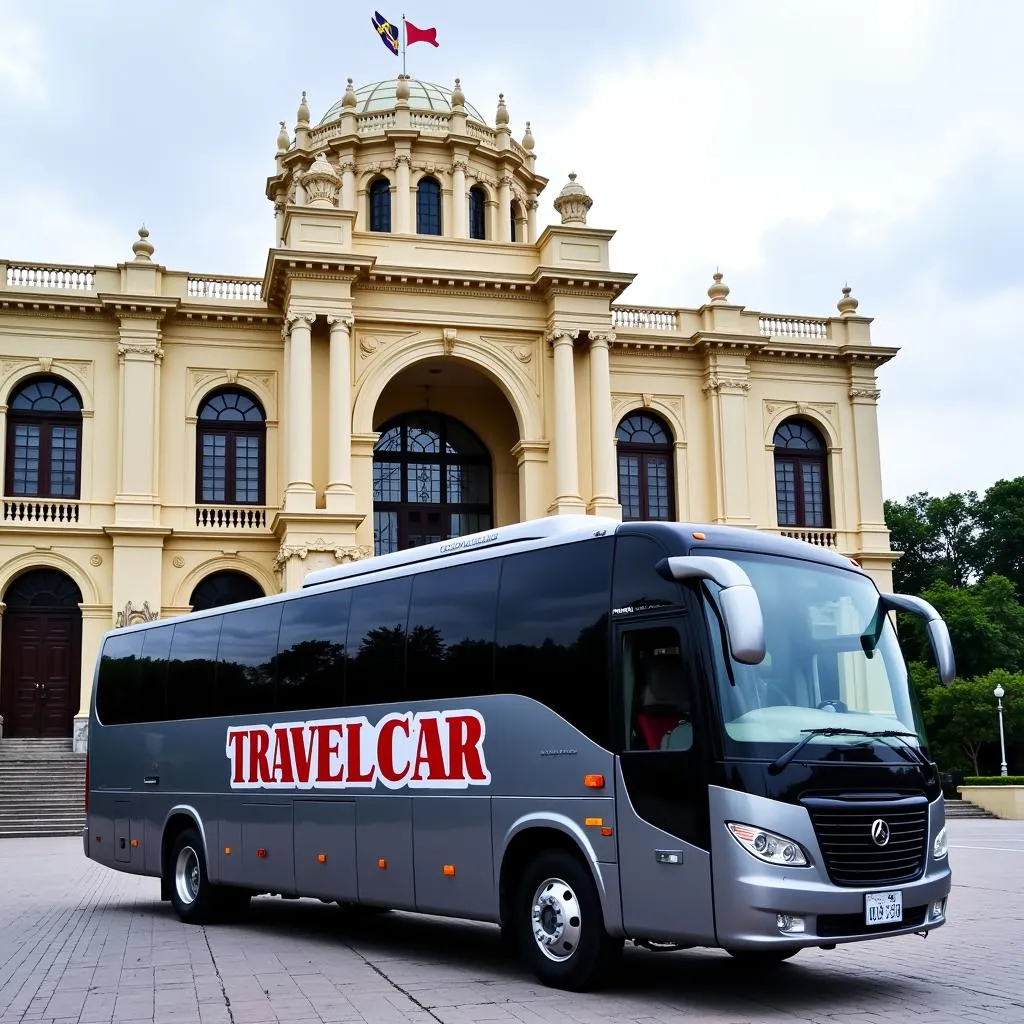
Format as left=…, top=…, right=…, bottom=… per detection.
left=401, top=14, right=407, bottom=76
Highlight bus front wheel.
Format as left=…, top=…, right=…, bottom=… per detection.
left=515, top=850, right=622, bottom=991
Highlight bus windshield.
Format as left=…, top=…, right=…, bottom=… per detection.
left=701, top=550, right=928, bottom=762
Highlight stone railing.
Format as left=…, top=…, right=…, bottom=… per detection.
left=356, top=111, right=396, bottom=134
left=2, top=498, right=81, bottom=524
left=466, top=122, right=497, bottom=146
left=5, top=263, right=96, bottom=291
left=186, top=276, right=263, bottom=301
left=758, top=316, right=830, bottom=340
left=410, top=111, right=450, bottom=133
left=194, top=505, right=269, bottom=529
left=778, top=527, right=838, bottom=549
left=612, top=306, right=681, bottom=331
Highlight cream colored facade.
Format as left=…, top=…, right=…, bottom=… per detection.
left=0, top=77, right=898, bottom=751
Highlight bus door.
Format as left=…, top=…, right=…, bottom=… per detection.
left=612, top=616, right=716, bottom=944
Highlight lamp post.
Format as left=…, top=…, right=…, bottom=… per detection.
left=994, top=684, right=1008, bottom=778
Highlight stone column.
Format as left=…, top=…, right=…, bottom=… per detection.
left=498, top=175, right=513, bottom=242
left=486, top=198, right=498, bottom=242
left=527, top=198, right=539, bottom=243
left=326, top=314, right=355, bottom=513
left=395, top=155, right=412, bottom=233
left=451, top=159, right=468, bottom=238
left=587, top=332, right=621, bottom=518
left=284, top=311, right=316, bottom=511
left=547, top=329, right=585, bottom=514
left=75, top=603, right=115, bottom=752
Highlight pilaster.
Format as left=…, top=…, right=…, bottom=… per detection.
left=325, top=314, right=356, bottom=514
left=511, top=440, right=551, bottom=522
left=703, top=351, right=754, bottom=525
left=283, top=311, right=316, bottom=512
left=847, top=369, right=890, bottom=548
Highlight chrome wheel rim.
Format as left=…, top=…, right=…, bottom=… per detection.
left=175, top=845, right=201, bottom=905
left=530, top=876, right=582, bottom=962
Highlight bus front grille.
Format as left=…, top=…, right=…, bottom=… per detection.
left=803, top=796, right=929, bottom=888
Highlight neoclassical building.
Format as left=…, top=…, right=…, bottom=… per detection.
left=0, top=76, right=897, bottom=750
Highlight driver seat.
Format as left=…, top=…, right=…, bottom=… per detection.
left=634, top=656, right=691, bottom=750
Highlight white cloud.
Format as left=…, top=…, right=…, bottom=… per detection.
left=0, top=13, right=46, bottom=101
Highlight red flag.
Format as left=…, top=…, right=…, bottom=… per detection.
left=405, top=20, right=439, bottom=47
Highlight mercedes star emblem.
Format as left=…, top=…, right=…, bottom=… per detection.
left=870, top=818, right=891, bottom=847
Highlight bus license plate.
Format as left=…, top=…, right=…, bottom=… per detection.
left=865, top=890, right=903, bottom=926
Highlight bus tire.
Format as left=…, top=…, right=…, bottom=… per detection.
left=168, top=827, right=218, bottom=924
left=515, top=850, right=622, bottom=991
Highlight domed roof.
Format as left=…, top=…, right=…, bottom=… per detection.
left=319, top=78, right=487, bottom=125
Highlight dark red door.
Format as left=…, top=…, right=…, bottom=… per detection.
left=0, top=570, right=83, bottom=738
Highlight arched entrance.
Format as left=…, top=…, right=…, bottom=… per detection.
left=189, top=570, right=264, bottom=612
left=0, top=568, right=83, bottom=738
left=373, top=411, right=493, bottom=554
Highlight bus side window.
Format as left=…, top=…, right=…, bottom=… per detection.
left=96, top=633, right=144, bottom=725
left=277, top=589, right=350, bottom=713
left=346, top=578, right=412, bottom=709
left=624, top=627, right=693, bottom=752
left=138, top=624, right=172, bottom=722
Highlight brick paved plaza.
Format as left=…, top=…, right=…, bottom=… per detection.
left=1, top=819, right=1021, bottom=1024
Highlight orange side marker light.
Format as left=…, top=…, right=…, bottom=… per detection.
left=600, top=827, right=614, bottom=837
left=443, top=864, right=456, bottom=876
left=318, top=853, right=327, bottom=864
left=692, top=531, right=706, bottom=540
left=584, top=774, right=605, bottom=789
left=584, top=817, right=603, bottom=827
left=377, top=858, right=388, bottom=870
left=224, top=846, right=231, bottom=856
left=130, top=839, right=139, bottom=848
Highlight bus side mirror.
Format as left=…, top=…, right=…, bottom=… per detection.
left=881, top=593, right=956, bottom=685
left=658, top=556, right=766, bottom=665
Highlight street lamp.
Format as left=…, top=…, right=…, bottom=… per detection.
left=994, top=684, right=1008, bottom=778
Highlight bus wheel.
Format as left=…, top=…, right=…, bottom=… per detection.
left=168, top=828, right=218, bottom=924
left=516, top=850, right=622, bottom=991
left=725, top=947, right=800, bottom=965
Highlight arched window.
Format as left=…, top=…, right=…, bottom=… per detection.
left=373, top=411, right=492, bottom=555
left=189, top=570, right=264, bottom=612
left=5, top=376, right=83, bottom=499
left=196, top=389, right=265, bottom=506
left=416, top=176, right=442, bottom=235
left=616, top=411, right=674, bottom=521
left=369, top=177, right=391, bottom=232
left=773, top=418, right=830, bottom=528
left=469, top=186, right=487, bottom=239
left=509, top=200, right=519, bottom=242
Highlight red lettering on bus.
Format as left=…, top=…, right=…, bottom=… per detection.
left=313, top=723, right=345, bottom=783
left=345, top=721, right=375, bottom=783
left=447, top=713, right=490, bottom=783
left=411, top=715, right=448, bottom=781
left=250, top=728, right=271, bottom=785
left=227, top=729, right=248, bottom=785
left=377, top=716, right=411, bottom=784
left=271, top=727, right=295, bottom=784
left=289, top=725, right=314, bottom=784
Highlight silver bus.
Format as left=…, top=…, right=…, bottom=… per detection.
left=84, top=515, right=956, bottom=991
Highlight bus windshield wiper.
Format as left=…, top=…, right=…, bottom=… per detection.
left=767, top=727, right=922, bottom=776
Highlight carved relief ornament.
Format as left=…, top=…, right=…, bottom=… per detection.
left=849, top=387, right=882, bottom=401
left=702, top=376, right=751, bottom=395
left=115, top=600, right=159, bottom=628
left=273, top=539, right=372, bottom=572
left=545, top=328, right=579, bottom=346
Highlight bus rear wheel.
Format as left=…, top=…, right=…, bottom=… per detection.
left=515, top=850, right=622, bottom=991
left=169, top=828, right=218, bottom=924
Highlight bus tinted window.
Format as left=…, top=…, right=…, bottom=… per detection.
left=346, top=578, right=411, bottom=708
left=406, top=558, right=500, bottom=702
left=138, top=625, right=172, bottom=722
left=277, top=589, right=350, bottom=713
left=612, top=534, right=682, bottom=614
left=495, top=537, right=614, bottom=745
left=166, top=616, right=222, bottom=720
left=96, top=633, right=144, bottom=725
left=216, top=603, right=283, bottom=717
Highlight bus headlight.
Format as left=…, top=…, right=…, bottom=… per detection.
left=933, top=825, right=948, bottom=860
left=727, top=822, right=808, bottom=867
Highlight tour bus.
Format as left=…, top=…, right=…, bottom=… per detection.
left=84, top=515, right=956, bottom=991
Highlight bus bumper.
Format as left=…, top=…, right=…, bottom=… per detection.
left=708, top=786, right=952, bottom=951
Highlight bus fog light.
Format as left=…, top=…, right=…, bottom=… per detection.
left=930, top=899, right=946, bottom=920
left=727, top=823, right=808, bottom=867
left=932, top=825, right=948, bottom=859
left=777, top=914, right=805, bottom=933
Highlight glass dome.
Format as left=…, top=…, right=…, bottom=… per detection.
left=319, top=79, right=487, bottom=125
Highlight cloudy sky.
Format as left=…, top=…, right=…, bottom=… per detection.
left=2, top=0, right=1021, bottom=504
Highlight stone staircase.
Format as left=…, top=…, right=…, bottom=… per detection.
left=0, top=738, right=86, bottom=838
left=944, top=797, right=999, bottom=819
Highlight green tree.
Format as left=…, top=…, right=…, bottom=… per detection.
left=975, top=476, right=1024, bottom=604
left=884, top=490, right=979, bottom=593
left=925, top=671, right=1024, bottom=775
left=897, top=575, right=1024, bottom=680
